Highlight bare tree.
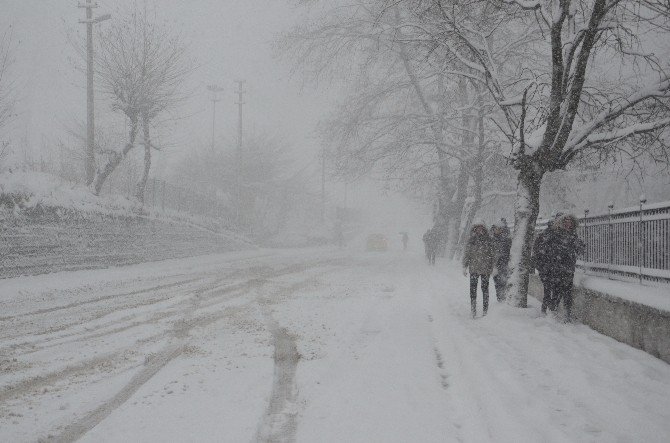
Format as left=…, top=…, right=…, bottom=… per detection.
left=385, top=0, right=670, bottom=306
left=171, top=132, right=320, bottom=239
left=92, top=6, right=191, bottom=200
left=286, top=1, right=512, bottom=256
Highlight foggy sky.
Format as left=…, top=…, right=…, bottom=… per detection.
left=1, top=0, right=335, bottom=175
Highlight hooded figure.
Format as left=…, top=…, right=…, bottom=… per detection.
left=533, top=219, right=554, bottom=312
left=491, top=222, right=512, bottom=301
left=423, top=227, right=439, bottom=265
left=538, top=214, right=585, bottom=321
left=462, top=222, right=494, bottom=318
left=499, top=218, right=510, bottom=237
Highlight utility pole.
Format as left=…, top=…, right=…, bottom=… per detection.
left=233, top=80, right=246, bottom=227
left=79, top=1, right=110, bottom=186
left=234, top=80, right=246, bottom=153
left=321, top=146, right=326, bottom=222
left=206, top=85, right=223, bottom=152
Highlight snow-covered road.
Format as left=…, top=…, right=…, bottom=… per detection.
left=1, top=248, right=669, bottom=442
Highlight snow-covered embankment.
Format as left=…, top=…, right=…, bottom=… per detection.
left=0, top=171, right=250, bottom=278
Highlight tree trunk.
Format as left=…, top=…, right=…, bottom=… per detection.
left=91, top=117, right=139, bottom=196
left=445, top=78, right=477, bottom=258
left=136, top=115, right=151, bottom=204
left=458, top=162, right=483, bottom=251
left=456, top=99, right=486, bottom=255
left=445, top=164, right=469, bottom=258
left=506, top=165, right=543, bottom=307
left=433, top=152, right=454, bottom=255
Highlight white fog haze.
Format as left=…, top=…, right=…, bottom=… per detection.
left=1, top=1, right=670, bottom=442
left=1, top=1, right=333, bottom=173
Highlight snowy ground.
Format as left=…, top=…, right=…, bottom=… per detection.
left=1, top=248, right=670, bottom=443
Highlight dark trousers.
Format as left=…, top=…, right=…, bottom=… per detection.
left=470, top=273, right=489, bottom=317
left=542, top=275, right=574, bottom=320
left=541, top=278, right=553, bottom=313
left=493, top=267, right=508, bottom=301
left=427, top=249, right=436, bottom=265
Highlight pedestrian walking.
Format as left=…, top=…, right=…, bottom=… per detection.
left=423, top=228, right=438, bottom=265
left=533, top=217, right=557, bottom=313
left=401, top=232, right=409, bottom=251
left=462, top=222, right=494, bottom=318
left=538, top=214, right=585, bottom=321
left=491, top=221, right=512, bottom=301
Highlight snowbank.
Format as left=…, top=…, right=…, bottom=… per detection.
left=0, top=171, right=253, bottom=278
left=0, top=170, right=139, bottom=217
left=576, top=274, right=670, bottom=312
left=529, top=274, right=670, bottom=364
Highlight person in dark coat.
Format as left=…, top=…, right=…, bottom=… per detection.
left=499, top=218, right=510, bottom=236
left=423, top=228, right=438, bottom=265
left=462, top=222, right=494, bottom=318
left=401, top=232, right=409, bottom=251
left=539, top=214, right=585, bottom=321
left=491, top=222, right=512, bottom=302
left=533, top=219, right=554, bottom=313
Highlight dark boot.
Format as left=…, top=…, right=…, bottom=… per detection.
left=482, top=275, right=490, bottom=316
left=560, top=277, right=574, bottom=323
left=493, top=274, right=505, bottom=302
left=470, top=274, right=478, bottom=318
left=541, top=280, right=552, bottom=314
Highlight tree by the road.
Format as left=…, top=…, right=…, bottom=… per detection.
left=290, top=0, right=670, bottom=307
left=285, top=1, right=514, bottom=257
left=402, top=0, right=670, bottom=306
left=92, top=5, right=191, bottom=201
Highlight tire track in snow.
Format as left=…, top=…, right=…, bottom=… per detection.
left=1, top=260, right=317, bottom=354
left=0, top=277, right=201, bottom=322
left=40, top=260, right=338, bottom=442
left=4, top=262, right=330, bottom=392
left=48, top=344, right=184, bottom=443
left=0, top=351, right=132, bottom=403
left=252, top=276, right=334, bottom=443
left=0, top=252, right=280, bottom=346
left=45, top=275, right=238, bottom=443
left=255, top=319, right=300, bottom=443
left=1, top=279, right=284, bottom=416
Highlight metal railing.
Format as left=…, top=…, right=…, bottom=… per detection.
left=143, top=178, right=234, bottom=226
left=538, top=200, right=670, bottom=284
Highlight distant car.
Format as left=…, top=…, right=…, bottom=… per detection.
left=366, top=233, right=388, bottom=251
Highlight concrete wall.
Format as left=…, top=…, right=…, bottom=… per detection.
left=529, top=275, right=670, bottom=364
left=0, top=211, right=251, bottom=279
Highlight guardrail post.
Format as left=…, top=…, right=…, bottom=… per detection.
left=607, top=203, right=614, bottom=279
left=639, top=196, right=646, bottom=284
left=584, top=209, right=590, bottom=266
